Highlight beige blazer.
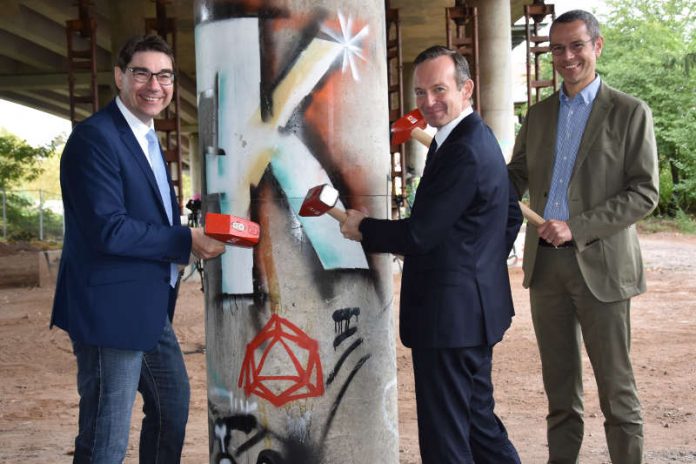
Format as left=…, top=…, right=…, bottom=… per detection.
left=508, top=82, right=659, bottom=302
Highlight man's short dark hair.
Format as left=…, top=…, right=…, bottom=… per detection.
left=551, top=10, right=602, bottom=42
left=414, top=45, right=471, bottom=89
left=116, top=34, right=175, bottom=70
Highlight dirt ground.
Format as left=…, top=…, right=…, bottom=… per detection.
left=1, top=231, right=695, bottom=463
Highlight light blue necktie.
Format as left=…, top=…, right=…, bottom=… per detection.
left=146, top=129, right=178, bottom=288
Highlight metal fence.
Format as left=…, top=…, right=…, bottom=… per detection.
left=1, top=189, right=64, bottom=242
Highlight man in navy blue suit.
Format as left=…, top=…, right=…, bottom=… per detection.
left=51, top=35, right=226, bottom=463
left=340, top=46, right=521, bottom=463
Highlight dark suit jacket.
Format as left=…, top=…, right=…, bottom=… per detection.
left=51, top=99, right=192, bottom=351
left=360, top=112, right=521, bottom=348
left=508, top=82, right=659, bottom=302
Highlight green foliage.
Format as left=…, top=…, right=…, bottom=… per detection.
left=598, top=0, right=696, bottom=214
left=1, top=132, right=64, bottom=242
left=1, top=191, right=64, bottom=241
left=674, top=208, right=696, bottom=233
left=0, top=131, right=59, bottom=190
left=640, top=210, right=696, bottom=234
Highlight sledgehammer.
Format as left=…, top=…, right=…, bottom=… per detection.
left=204, top=213, right=261, bottom=247
left=390, top=108, right=433, bottom=147
left=392, top=111, right=545, bottom=227
left=298, top=184, right=347, bottom=222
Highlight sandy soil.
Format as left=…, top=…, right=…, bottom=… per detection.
left=1, top=231, right=695, bottom=463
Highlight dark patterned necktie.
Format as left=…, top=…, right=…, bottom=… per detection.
left=423, top=138, right=439, bottom=172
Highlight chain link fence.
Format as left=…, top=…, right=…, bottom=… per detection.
left=1, top=189, right=64, bottom=242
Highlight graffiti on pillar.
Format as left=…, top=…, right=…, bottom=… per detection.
left=238, top=314, right=324, bottom=407
left=196, top=7, right=373, bottom=295
left=211, top=412, right=320, bottom=464
left=327, top=307, right=362, bottom=384
left=197, top=2, right=395, bottom=461
left=211, top=306, right=371, bottom=463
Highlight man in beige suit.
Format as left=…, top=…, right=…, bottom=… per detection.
left=508, top=10, right=659, bottom=464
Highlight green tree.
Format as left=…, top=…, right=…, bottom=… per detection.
left=0, top=130, right=58, bottom=190
left=598, top=0, right=696, bottom=214
left=1, top=131, right=63, bottom=241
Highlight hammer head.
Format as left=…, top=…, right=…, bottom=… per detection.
left=390, top=108, right=426, bottom=146
left=299, top=184, right=339, bottom=217
left=204, top=213, right=260, bottom=247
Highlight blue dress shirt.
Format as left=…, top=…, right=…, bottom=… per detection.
left=543, top=75, right=601, bottom=220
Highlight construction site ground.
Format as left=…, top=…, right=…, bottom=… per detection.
left=1, top=231, right=695, bottom=463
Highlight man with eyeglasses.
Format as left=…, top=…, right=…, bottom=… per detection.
left=508, top=10, right=658, bottom=464
left=52, top=34, right=226, bottom=463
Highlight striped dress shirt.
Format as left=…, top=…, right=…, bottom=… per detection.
left=543, top=75, right=601, bottom=220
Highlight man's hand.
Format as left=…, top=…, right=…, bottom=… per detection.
left=538, top=220, right=573, bottom=247
left=340, top=209, right=367, bottom=241
left=190, top=228, right=227, bottom=259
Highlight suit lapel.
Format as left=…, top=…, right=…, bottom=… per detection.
left=108, top=101, right=171, bottom=222
left=435, top=112, right=479, bottom=154
left=422, top=112, right=478, bottom=178
left=570, top=83, right=612, bottom=182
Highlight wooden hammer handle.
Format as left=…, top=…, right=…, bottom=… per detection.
left=411, top=127, right=434, bottom=146
left=409, top=125, right=545, bottom=228
left=518, top=202, right=545, bottom=227
left=327, top=207, right=347, bottom=223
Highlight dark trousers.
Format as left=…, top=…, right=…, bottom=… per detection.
left=412, top=346, right=520, bottom=464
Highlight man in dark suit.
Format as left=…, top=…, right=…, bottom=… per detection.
left=340, top=46, right=521, bottom=464
left=508, top=10, right=658, bottom=463
left=51, top=35, right=226, bottom=463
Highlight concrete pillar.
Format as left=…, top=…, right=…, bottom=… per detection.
left=188, top=132, right=202, bottom=197
left=402, top=62, right=427, bottom=179
left=194, top=1, right=399, bottom=462
left=470, top=0, right=515, bottom=159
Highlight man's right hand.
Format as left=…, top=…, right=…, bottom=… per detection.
left=340, top=209, right=367, bottom=242
left=190, top=228, right=227, bottom=259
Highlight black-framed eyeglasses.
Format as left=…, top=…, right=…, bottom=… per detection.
left=127, top=67, right=175, bottom=85
left=549, top=39, right=594, bottom=56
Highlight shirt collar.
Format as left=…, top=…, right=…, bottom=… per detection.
left=560, top=74, right=601, bottom=106
left=434, top=105, right=474, bottom=149
left=115, top=96, right=154, bottom=140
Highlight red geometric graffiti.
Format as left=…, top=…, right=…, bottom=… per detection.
left=238, top=314, right=324, bottom=407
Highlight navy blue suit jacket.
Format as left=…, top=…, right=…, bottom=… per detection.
left=360, top=112, right=521, bottom=348
left=51, top=99, right=192, bottom=351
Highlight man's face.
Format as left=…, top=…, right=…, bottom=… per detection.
left=414, top=55, right=473, bottom=129
left=550, top=19, right=603, bottom=97
left=114, top=51, right=174, bottom=124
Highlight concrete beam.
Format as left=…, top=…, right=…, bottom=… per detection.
left=0, top=70, right=197, bottom=123
left=0, top=55, right=36, bottom=74
left=0, top=90, right=85, bottom=122
left=0, top=29, right=65, bottom=70
left=0, top=4, right=74, bottom=56
left=18, top=0, right=112, bottom=51
left=0, top=72, right=113, bottom=91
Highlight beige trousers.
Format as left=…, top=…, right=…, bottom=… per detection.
left=530, top=246, right=643, bottom=464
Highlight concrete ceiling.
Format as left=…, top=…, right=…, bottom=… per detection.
left=0, top=0, right=529, bottom=130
